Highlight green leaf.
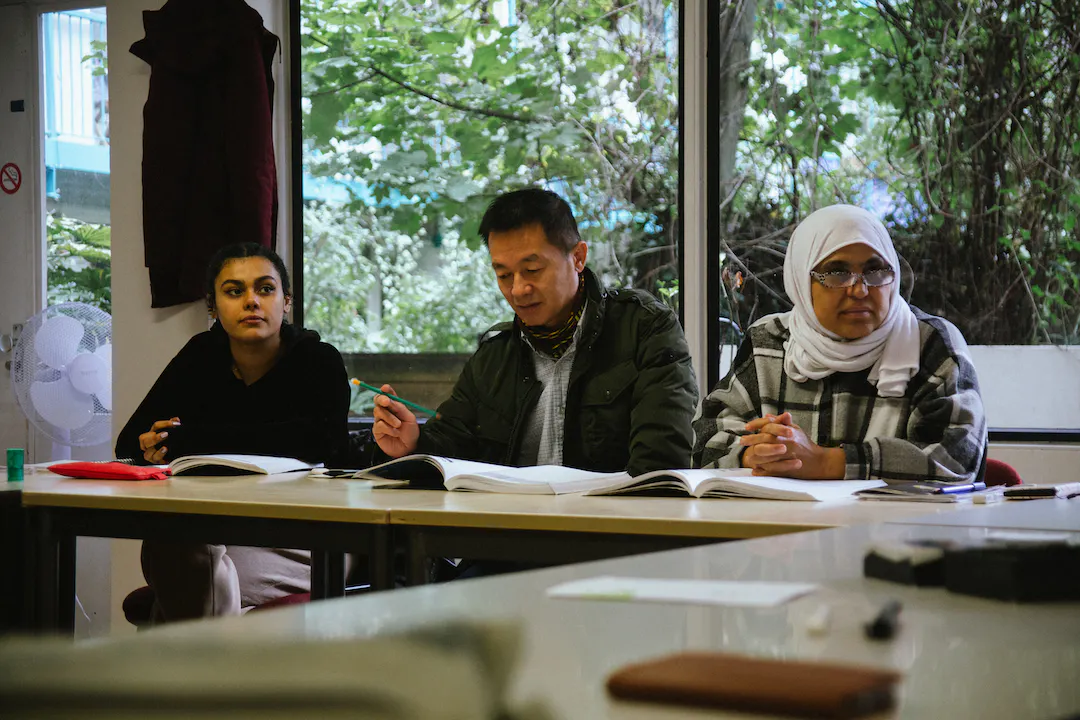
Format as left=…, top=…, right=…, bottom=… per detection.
left=308, top=92, right=347, bottom=146
left=445, top=178, right=482, bottom=203
left=471, top=44, right=501, bottom=77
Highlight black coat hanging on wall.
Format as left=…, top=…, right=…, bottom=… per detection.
left=131, top=0, right=279, bottom=308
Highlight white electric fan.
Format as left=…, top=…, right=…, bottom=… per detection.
left=9, top=302, right=113, bottom=458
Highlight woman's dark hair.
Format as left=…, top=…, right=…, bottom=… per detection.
left=205, top=243, right=291, bottom=310
left=478, top=188, right=581, bottom=253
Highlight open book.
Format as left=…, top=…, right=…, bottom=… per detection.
left=584, top=468, right=886, bottom=501
left=169, top=454, right=314, bottom=476
left=334, top=456, right=884, bottom=500
left=337, top=455, right=631, bottom=495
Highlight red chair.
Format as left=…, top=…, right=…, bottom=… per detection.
left=984, top=458, right=1022, bottom=487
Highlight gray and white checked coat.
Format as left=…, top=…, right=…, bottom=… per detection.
left=693, top=308, right=987, bottom=483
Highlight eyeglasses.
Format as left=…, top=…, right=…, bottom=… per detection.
left=810, top=268, right=896, bottom=289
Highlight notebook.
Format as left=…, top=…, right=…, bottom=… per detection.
left=583, top=468, right=886, bottom=501
left=168, top=454, right=314, bottom=476
left=855, top=481, right=1000, bottom=503
left=333, top=454, right=632, bottom=495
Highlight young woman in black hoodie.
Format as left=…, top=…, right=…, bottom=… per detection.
left=116, top=243, right=350, bottom=622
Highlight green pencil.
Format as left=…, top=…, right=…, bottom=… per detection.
left=351, top=379, right=441, bottom=418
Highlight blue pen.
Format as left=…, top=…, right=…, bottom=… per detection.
left=936, top=481, right=986, bottom=495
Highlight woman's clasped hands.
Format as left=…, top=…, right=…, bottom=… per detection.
left=739, top=412, right=845, bottom=480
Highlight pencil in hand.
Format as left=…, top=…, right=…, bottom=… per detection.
left=352, top=379, right=441, bottom=419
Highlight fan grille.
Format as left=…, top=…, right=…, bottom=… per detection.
left=10, top=302, right=113, bottom=447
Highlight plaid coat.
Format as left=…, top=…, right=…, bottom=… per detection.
left=693, top=308, right=987, bottom=482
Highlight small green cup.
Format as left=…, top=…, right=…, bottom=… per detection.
left=6, top=448, right=24, bottom=482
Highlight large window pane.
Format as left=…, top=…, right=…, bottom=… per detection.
left=301, top=0, right=680, bottom=413
left=712, top=0, right=1080, bottom=429
left=42, top=8, right=111, bottom=315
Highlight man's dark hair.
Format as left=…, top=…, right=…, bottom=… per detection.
left=478, top=188, right=582, bottom=253
left=205, top=242, right=291, bottom=310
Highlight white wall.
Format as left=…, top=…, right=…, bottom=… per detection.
left=106, top=0, right=290, bottom=636
left=109, top=0, right=208, bottom=448
left=968, top=345, right=1080, bottom=431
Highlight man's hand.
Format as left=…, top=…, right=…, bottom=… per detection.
left=372, top=384, right=420, bottom=458
left=739, top=412, right=845, bottom=479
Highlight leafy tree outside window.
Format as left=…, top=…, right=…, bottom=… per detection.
left=714, top=0, right=1080, bottom=346
left=46, top=212, right=111, bottom=315
left=301, top=0, right=681, bottom=355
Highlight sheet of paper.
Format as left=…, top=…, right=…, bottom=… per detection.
left=546, top=576, right=818, bottom=607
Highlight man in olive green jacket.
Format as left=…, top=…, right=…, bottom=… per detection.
left=373, top=188, right=698, bottom=478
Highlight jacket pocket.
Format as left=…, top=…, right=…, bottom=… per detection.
left=580, top=360, right=637, bottom=407
left=578, top=361, right=636, bottom=465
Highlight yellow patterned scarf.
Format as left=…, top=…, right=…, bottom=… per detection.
left=518, top=274, right=586, bottom=359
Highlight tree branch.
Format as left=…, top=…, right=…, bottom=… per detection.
left=367, top=65, right=538, bottom=123
left=310, top=72, right=375, bottom=98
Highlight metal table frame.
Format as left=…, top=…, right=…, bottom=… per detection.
left=24, top=504, right=391, bottom=633
left=398, top=524, right=726, bottom=584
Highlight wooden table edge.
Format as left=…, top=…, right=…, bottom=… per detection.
left=388, top=508, right=832, bottom=538
left=20, top=492, right=391, bottom=524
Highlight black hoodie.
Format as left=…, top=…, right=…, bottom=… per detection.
left=116, top=322, right=349, bottom=466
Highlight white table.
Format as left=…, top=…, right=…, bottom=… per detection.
left=144, top=522, right=1080, bottom=719
left=386, top=489, right=972, bottom=583
left=895, top=497, right=1080, bottom=532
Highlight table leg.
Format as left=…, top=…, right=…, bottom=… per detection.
left=28, top=508, right=66, bottom=633
left=369, top=526, right=392, bottom=591
left=405, top=528, right=430, bottom=586
left=3, top=492, right=31, bottom=634
left=311, top=550, right=346, bottom=600
left=57, top=534, right=75, bottom=634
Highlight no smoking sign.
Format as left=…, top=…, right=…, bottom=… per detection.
left=1, top=163, right=22, bottom=195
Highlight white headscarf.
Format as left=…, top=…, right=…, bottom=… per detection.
left=781, top=204, right=921, bottom=397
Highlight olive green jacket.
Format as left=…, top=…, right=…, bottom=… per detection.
left=416, top=269, right=699, bottom=476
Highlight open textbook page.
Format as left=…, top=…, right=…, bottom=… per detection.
left=585, top=467, right=885, bottom=501
left=169, top=454, right=314, bottom=476
left=346, top=454, right=632, bottom=495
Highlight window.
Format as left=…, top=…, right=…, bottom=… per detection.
left=42, top=8, right=111, bottom=315
left=707, top=0, right=1080, bottom=431
left=299, top=0, right=681, bottom=416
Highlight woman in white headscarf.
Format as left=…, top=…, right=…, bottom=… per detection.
left=693, top=205, right=987, bottom=482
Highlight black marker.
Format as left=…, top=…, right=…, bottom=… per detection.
left=864, top=600, right=902, bottom=640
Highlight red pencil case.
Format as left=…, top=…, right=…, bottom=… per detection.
left=49, top=462, right=171, bottom=481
